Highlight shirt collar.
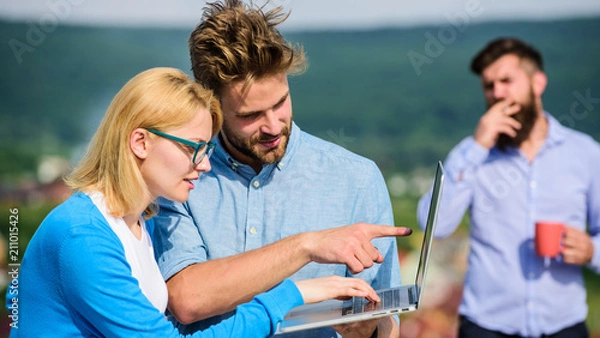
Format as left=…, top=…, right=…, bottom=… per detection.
left=212, top=121, right=301, bottom=175
left=543, top=111, right=567, bottom=147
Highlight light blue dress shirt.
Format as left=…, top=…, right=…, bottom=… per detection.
left=152, top=122, right=400, bottom=337
left=417, top=113, right=600, bottom=337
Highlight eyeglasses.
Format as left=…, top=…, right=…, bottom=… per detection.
left=146, top=128, right=216, bottom=166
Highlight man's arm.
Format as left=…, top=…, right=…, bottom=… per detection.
left=164, top=223, right=412, bottom=324
left=417, top=137, right=489, bottom=238
left=418, top=102, right=519, bottom=236
left=582, top=140, right=600, bottom=272
left=330, top=161, right=401, bottom=338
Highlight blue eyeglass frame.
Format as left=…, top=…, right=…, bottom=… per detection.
left=145, top=128, right=216, bottom=165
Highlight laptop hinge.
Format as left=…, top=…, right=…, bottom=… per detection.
left=409, top=286, right=417, bottom=306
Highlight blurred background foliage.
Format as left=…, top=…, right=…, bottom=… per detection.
left=1, top=18, right=599, bottom=180
left=0, top=16, right=599, bottom=337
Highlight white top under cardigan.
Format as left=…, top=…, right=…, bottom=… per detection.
left=87, top=191, right=168, bottom=313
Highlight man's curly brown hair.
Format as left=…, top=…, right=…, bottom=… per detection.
left=189, top=0, right=307, bottom=96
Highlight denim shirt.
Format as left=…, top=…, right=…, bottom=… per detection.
left=152, top=122, right=400, bottom=337
left=417, top=113, right=600, bottom=337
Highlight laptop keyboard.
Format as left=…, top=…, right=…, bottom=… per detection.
left=342, top=288, right=410, bottom=316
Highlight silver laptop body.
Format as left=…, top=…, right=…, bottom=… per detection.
left=276, top=161, right=445, bottom=334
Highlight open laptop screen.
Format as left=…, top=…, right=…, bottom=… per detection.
left=414, top=161, right=444, bottom=303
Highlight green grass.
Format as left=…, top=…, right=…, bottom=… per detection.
left=585, top=268, right=600, bottom=335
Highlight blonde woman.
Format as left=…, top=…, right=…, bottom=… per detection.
left=12, top=67, right=379, bottom=337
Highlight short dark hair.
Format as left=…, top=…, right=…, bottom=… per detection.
left=470, top=37, right=544, bottom=75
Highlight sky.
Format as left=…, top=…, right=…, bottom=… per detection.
left=1, top=0, right=600, bottom=31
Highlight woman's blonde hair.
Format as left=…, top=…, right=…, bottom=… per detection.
left=65, top=67, right=222, bottom=218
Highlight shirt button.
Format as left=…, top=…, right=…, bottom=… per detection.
left=253, top=180, right=260, bottom=188
left=530, top=181, right=537, bottom=189
left=249, top=227, right=257, bottom=235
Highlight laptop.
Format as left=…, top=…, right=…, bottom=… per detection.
left=275, top=161, right=445, bottom=334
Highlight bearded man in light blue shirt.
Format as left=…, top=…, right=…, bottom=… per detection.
left=151, top=1, right=409, bottom=337
left=417, top=38, right=600, bottom=338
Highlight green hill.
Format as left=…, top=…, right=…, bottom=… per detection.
left=1, top=17, right=599, bottom=180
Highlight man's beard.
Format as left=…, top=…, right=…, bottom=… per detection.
left=496, top=91, right=538, bottom=151
left=221, top=121, right=291, bottom=165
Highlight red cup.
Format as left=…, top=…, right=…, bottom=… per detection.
left=535, top=221, right=566, bottom=258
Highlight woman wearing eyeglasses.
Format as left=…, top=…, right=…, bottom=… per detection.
left=11, top=67, right=379, bottom=337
